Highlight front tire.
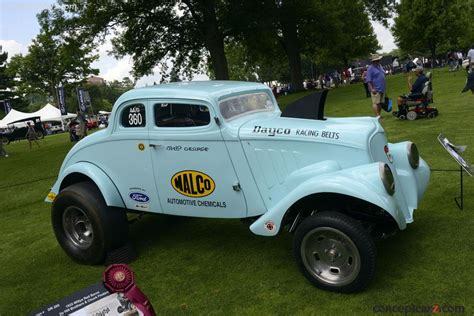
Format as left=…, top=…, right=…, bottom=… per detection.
left=293, top=212, right=376, bottom=293
left=52, top=182, right=128, bottom=264
left=407, top=110, right=417, bottom=121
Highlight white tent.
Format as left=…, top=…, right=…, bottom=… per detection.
left=0, top=103, right=76, bottom=128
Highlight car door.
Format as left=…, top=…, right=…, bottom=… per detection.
left=149, top=99, right=247, bottom=218
left=100, top=101, right=162, bottom=213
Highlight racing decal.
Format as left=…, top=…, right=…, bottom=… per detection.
left=171, top=170, right=215, bottom=198
left=265, top=221, right=276, bottom=232
left=384, top=145, right=394, bottom=163
left=138, top=143, right=145, bottom=151
left=129, top=192, right=150, bottom=203
left=167, top=197, right=226, bottom=208
left=165, top=145, right=209, bottom=152
left=47, top=191, right=56, bottom=201
left=252, top=126, right=340, bottom=140
left=253, top=125, right=291, bottom=137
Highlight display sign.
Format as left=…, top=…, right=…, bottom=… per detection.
left=29, top=265, right=155, bottom=316
left=56, top=86, right=68, bottom=116
left=438, top=134, right=473, bottom=176
left=76, top=87, right=91, bottom=112
left=4, top=99, right=12, bottom=114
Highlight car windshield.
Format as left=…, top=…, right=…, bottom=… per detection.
left=219, top=92, right=275, bottom=121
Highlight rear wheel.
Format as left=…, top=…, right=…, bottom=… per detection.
left=293, top=212, right=376, bottom=293
left=407, top=111, right=417, bottom=121
left=427, top=112, right=436, bottom=119
left=36, top=131, right=44, bottom=139
left=52, top=182, right=128, bottom=264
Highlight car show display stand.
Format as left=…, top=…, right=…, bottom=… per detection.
left=434, top=134, right=473, bottom=210
left=430, top=166, right=465, bottom=210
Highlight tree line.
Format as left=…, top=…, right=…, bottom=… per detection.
left=2, top=0, right=472, bottom=116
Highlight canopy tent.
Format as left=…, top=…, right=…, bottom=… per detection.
left=0, top=103, right=76, bottom=128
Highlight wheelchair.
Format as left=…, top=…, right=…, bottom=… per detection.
left=393, top=72, right=439, bottom=120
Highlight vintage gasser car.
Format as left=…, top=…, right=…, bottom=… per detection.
left=46, top=81, right=430, bottom=293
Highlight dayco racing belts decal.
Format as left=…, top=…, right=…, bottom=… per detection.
left=253, top=126, right=340, bottom=139
left=170, top=170, right=226, bottom=208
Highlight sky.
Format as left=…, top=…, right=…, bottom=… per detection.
left=0, top=0, right=397, bottom=87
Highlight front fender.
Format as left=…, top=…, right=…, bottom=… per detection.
left=45, top=161, right=125, bottom=208
left=250, top=162, right=404, bottom=236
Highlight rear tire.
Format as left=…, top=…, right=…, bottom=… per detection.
left=293, top=212, right=376, bottom=293
left=52, top=182, right=128, bottom=264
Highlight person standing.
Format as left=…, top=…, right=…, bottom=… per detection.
left=467, top=45, right=474, bottom=73
left=362, top=66, right=370, bottom=97
left=76, top=110, right=87, bottom=139
left=26, top=122, right=40, bottom=149
left=366, top=54, right=386, bottom=120
left=462, top=72, right=474, bottom=94
left=0, top=140, right=8, bottom=157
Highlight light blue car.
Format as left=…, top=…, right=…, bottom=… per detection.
left=46, top=81, right=430, bottom=293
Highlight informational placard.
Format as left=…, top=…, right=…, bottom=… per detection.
left=438, top=134, right=473, bottom=176
left=28, top=282, right=144, bottom=316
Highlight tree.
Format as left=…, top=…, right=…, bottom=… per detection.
left=315, top=0, right=380, bottom=68
left=392, top=0, right=470, bottom=62
left=58, top=0, right=235, bottom=80
left=0, top=47, right=28, bottom=113
left=8, top=7, right=98, bottom=106
left=232, top=0, right=392, bottom=91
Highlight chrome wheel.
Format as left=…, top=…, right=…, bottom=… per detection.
left=63, top=206, right=93, bottom=249
left=301, top=227, right=361, bottom=286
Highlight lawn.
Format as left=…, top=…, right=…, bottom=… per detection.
left=1, top=68, right=473, bottom=315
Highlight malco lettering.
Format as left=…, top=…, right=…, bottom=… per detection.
left=171, top=170, right=215, bottom=198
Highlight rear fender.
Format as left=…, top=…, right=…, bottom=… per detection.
left=250, top=162, right=404, bottom=236
left=45, top=161, right=125, bottom=208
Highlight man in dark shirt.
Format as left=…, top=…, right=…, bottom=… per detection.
left=408, top=66, right=428, bottom=95
left=397, top=66, right=430, bottom=108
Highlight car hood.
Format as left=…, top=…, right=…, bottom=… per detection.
left=239, top=116, right=380, bottom=150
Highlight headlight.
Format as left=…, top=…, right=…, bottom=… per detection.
left=379, top=163, right=395, bottom=195
left=407, top=142, right=419, bottom=169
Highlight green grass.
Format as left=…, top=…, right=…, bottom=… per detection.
left=1, top=69, right=473, bottom=315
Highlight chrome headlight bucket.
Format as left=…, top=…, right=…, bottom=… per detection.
left=379, top=163, right=395, bottom=195
left=407, top=142, right=420, bottom=169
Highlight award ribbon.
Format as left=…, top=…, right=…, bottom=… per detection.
left=103, top=264, right=156, bottom=316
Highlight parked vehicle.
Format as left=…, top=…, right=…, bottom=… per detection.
left=46, top=81, right=430, bottom=293
left=0, top=116, right=46, bottom=145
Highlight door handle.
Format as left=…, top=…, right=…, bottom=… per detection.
left=149, top=143, right=161, bottom=148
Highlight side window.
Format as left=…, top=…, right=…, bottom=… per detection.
left=121, top=104, right=146, bottom=128
left=154, top=103, right=211, bottom=127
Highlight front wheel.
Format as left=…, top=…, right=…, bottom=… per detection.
left=52, top=182, right=128, bottom=264
left=407, top=111, right=417, bottom=121
left=293, top=212, right=376, bottom=293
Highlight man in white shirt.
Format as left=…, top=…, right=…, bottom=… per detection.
left=467, top=45, right=474, bottom=73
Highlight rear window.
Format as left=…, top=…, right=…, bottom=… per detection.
left=219, top=92, right=274, bottom=120
left=121, top=104, right=146, bottom=128
left=154, top=103, right=211, bottom=127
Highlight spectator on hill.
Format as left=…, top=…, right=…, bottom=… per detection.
left=467, top=45, right=474, bottom=73
left=362, top=67, right=370, bottom=97
left=0, top=140, right=8, bottom=157
left=25, top=122, right=40, bottom=149
left=462, top=72, right=474, bottom=94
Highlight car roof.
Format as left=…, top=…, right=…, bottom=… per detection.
left=114, top=81, right=271, bottom=106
